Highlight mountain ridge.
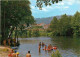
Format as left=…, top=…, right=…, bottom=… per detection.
left=35, top=16, right=61, bottom=24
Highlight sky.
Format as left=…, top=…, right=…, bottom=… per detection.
left=29, top=0, right=80, bottom=18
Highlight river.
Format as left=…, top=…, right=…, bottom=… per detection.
left=16, top=36, right=80, bottom=57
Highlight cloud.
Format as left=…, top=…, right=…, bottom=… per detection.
left=30, top=0, right=79, bottom=13
left=64, top=0, right=80, bottom=5
left=57, top=2, right=64, bottom=6
left=56, top=0, right=78, bottom=6
left=67, top=1, right=75, bottom=5
left=64, top=6, right=69, bottom=8
left=42, top=8, right=48, bottom=12
left=46, top=6, right=53, bottom=9
left=76, top=0, right=80, bottom=4
left=55, top=6, right=69, bottom=9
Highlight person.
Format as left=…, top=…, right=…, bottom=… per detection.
left=47, top=44, right=50, bottom=50
left=8, top=52, right=12, bottom=57
left=8, top=49, right=19, bottom=57
left=8, top=38, right=11, bottom=46
left=38, top=45, right=41, bottom=52
left=42, top=42, right=45, bottom=47
left=26, top=51, right=31, bottom=57
left=12, top=53, right=16, bottom=57
left=16, top=52, right=19, bottom=57
left=43, top=45, right=47, bottom=50
left=3, top=40, right=6, bottom=46
left=13, top=38, right=16, bottom=47
left=47, top=44, right=52, bottom=50
left=8, top=50, right=15, bottom=57
left=49, top=44, right=53, bottom=50
left=12, top=51, right=19, bottom=57
left=39, top=42, right=41, bottom=46
left=11, top=49, right=14, bottom=53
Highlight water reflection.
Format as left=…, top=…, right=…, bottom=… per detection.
left=51, top=36, right=80, bottom=57
left=17, top=37, right=80, bottom=57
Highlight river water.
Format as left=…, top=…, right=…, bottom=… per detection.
left=16, top=37, right=80, bottom=57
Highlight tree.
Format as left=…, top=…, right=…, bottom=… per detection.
left=71, top=11, right=80, bottom=36
left=50, top=17, right=58, bottom=30
left=33, top=29, right=40, bottom=37
left=50, top=17, right=59, bottom=35
left=49, top=14, right=74, bottom=36
left=36, top=0, right=62, bottom=10
left=1, top=1, right=34, bottom=44
left=58, top=14, right=70, bottom=35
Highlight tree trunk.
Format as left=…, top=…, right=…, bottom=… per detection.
left=15, top=27, right=17, bottom=39
left=15, top=26, right=18, bottom=43
left=1, top=6, right=5, bottom=44
left=8, top=27, right=15, bottom=39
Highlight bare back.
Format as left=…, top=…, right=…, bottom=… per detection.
left=26, top=53, right=31, bottom=57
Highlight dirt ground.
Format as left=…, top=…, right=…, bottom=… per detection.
left=0, top=46, right=12, bottom=57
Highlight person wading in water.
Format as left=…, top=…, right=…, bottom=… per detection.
left=26, top=51, right=31, bottom=57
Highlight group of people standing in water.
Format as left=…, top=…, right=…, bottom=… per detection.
left=8, top=42, right=57, bottom=57
left=38, top=42, right=57, bottom=52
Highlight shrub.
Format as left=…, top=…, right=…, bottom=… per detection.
left=51, top=50, right=62, bottom=57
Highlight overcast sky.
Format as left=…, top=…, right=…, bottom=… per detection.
left=29, top=0, right=80, bottom=18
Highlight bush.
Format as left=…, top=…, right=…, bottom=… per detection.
left=51, top=50, right=62, bottom=57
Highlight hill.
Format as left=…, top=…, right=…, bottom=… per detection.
left=35, top=16, right=61, bottom=24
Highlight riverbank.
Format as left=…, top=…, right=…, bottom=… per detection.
left=0, top=46, right=12, bottom=57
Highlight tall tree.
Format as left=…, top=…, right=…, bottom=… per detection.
left=49, top=17, right=59, bottom=36
left=1, top=1, right=34, bottom=44
left=71, top=11, right=80, bottom=36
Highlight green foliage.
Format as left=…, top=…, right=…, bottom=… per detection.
left=50, top=17, right=59, bottom=33
left=47, top=32, right=53, bottom=36
left=36, top=0, right=62, bottom=10
left=32, top=29, right=40, bottom=37
left=1, top=0, right=34, bottom=42
left=12, top=28, right=48, bottom=38
left=71, top=11, right=80, bottom=36
left=29, top=30, right=32, bottom=37
left=39, top=31, right=47, bottom=36
left=51, top=50, right=62, bottom=57
left=48, top=12, right=80, bottom=36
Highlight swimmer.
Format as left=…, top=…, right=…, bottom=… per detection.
left=43, top=45, right=47, bottom=50
left=42, top=42, right=45, bottom=46
left=26, top=51, right=31, bottom=57
left=38, top=45, right=41, bottom=52
left=39, top=42, right=41, bottom=46
left=47, top=44, right=52, bottom=50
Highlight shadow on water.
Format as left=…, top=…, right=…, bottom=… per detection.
left=16, top=36, right=80, bottom=57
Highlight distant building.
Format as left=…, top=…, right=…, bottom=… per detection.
left=36, top=23, right=45, bottom=26
left=33, top=23, right=50, bottom=29
left=29, top=23, right=50, bottom=30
